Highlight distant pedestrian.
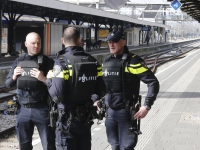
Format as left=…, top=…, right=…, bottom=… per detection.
left=159, top=34, right=163, bottom=43
left=86, top=38, right=92, bottom=52
left=145, top=35, right=150, bottom=46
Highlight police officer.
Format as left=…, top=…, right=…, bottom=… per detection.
left=5, top=32, right=56, bottom=150
left=46, top=27, right=104, bottom=150
left=100, top=31, right=159, bottom=150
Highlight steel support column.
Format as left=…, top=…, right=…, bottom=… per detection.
left=0, top=2, right=2, bottom=57
left=94, top=20, right=99, bottom=42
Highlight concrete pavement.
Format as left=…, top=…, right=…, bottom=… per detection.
left=33, top=44, right=200, bottom=150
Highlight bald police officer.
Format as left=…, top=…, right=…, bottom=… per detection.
left=5, top=32, right=55, bottom=150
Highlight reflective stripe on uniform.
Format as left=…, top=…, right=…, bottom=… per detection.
left=62, top=70, right=69, bottom=80
left=97, top=66, right=102, bottom=77
left=125, top=64, right=148, bottom=74
left=69, top=69, right=72, bottom=76
left=67, top=65, right=72, bottom=76
left=97, top=66, right=102, bottom=70
left=129, top=63, right=141, bottom=67
left=97, top=71, right=102, bottom=77
left=54, top=70, right=69, bottom=80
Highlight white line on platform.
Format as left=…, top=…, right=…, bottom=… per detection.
left=155, top=49, right=199, bottom=76
left=158, top=50, right=200, bottom=84
left=93, top=127, right=101, bottom=131
left=32, top=138, right=41, bottom=146
left=140, top=50, right=199, bottom=86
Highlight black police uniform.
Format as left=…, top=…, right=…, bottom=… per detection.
left=102, top=47, right=159, bottom=150
left=46, top=46, right=104, bottom=150
left=5, top=54, right=56, bottom=150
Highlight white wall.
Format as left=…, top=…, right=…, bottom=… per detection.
left=133, top=28, right=140, bottom=46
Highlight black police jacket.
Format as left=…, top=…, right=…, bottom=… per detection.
left=46, top=46, right=105, bottom=110
left=102, top=52, right=159, bottom=109
left=5, top=54, right=54, bottom=104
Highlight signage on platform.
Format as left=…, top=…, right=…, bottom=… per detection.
left=141, top=27, right=151, bottom=31
left=170, top=0, right=182, bottom=11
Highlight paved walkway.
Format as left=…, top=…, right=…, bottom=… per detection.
left=33, top=45, right=200, bottom=150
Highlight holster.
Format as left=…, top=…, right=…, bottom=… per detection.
left=50, top=108, right=58, bottom=128
left=129, top=96, right=142, bottom=135
left=58, top=109, right=65, bottom=122
left=129, top=103, right=137, bottom=131
left=97, top=98, right=107, bottom=120
left=125, top=100, right=130, bottom=112
left=76, top=105, right=87, bottom=122
left=13, top=96, right=19, bottom=114
left=69, top=109, right=76, bottom=121
left=85, top=101, right=99, bottom=120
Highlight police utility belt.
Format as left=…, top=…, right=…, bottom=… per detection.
left=58, top=103, right=98, bottom=122
left=104, top=92, right=131, bottom=110
left=19, top=96, right=47, bottom=108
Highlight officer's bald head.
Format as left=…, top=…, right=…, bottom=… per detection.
left=62, top=27, right=80, bottom=47
left=25, top=32, right=41, bottom=56
left=26, top=32, right=41, bottom=42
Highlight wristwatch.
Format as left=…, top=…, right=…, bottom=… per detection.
left=144, top=105, right=151, bottom=111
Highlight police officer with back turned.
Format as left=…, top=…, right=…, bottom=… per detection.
left=99, top=31, right=159, bottom=150
left=46, top=27, right=104, bottom=150
left=5, top=32, right=56, bottom=150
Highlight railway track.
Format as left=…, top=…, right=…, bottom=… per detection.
left=0, top=115, right=16, bottom=138
left=0, top=86, right=39, bottom=150
left=0, top=86, right=17, bottom=142
left=0, top=86, right=16, bottom=104
left=143, top=42, right=200, bottom=73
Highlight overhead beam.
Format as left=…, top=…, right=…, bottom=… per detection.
left=0, top=2, right=2, bottom=57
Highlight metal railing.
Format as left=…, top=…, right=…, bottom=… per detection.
left=155, top=13, right=196, bottom=22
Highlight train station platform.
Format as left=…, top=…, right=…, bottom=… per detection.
left=32, top=43, right=200, bottom=150
left=0, top=38, right=199, bottom=63
left=1, top=38, right=199, bottom=85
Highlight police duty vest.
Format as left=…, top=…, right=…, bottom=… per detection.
left=62, top=53, right=98, bottom=104
left=17, top=54, right=44, bottom=90
left=102, top=53, right=133, bottom=93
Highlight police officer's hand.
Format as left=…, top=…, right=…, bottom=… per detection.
left=30, top=68, right=46, bottom=83
left=13, top=67, right=23, bottom=80
left=47, top=70, right=53, bottom=78
left=134, top=106, right=148, bottom=119
left=93, top=101, right=100, bottom=111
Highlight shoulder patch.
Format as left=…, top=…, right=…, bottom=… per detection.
left=130, top=55, right=141, bottom=64
left=53, top=65, right=62, bottom=77
left=132, top=55, right=136, bottom=58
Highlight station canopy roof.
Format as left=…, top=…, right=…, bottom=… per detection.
left=167, top=0, right=200, bottom=22
left=1, top=0, right=170, bottom=29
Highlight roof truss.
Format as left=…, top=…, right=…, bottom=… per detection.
left=167, top=0, right=200, bottom=21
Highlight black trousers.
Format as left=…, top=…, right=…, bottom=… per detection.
left=55, top=119, right=93, bottom=150
left=16, top=105, right=56, bottom=150
left=105, top=108, right=138, bottom=150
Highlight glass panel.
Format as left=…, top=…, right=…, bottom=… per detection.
left=80, top=28, right=84, bottom=39
left=128, top=32, right=132, bottom=45
left=1, top=28, right=8, bottom=53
